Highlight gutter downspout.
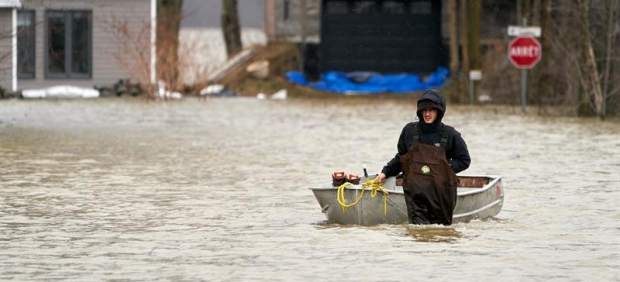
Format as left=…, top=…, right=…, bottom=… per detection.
left=150, top=0, right=157, bottom=85
left=12, top=8, right=17, bottom=92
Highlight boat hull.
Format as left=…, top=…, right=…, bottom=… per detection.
left=311, top=176, right=503, bottom=225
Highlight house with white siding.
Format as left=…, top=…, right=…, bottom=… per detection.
left=0, top=0, right=157, bottom=93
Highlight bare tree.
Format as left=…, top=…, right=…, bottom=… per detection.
left=454, top=0, right=481, bottom=104
left=467, top=0, right=481, bottom=102
left=578, top=0, right=605, bottom=118
left=106, top=19, right=154, bottom=95
left=448, top=0, right=458, bottom=81
left=477, top=0, right=620, bottom=117
left=459, top=0, right=469, bottom=102
left=102, top=0, right=185, bottom=98
left=157, top=0, right=183, bottom=88
left=467, top=0, right=481, bottom=71
left=221, top=0, right=242, bottom=59
left=533, top=0, right=553, bottom=103
left=600, top=0, right=617, bottom=116
left=106, top=14, right=212, bottom=98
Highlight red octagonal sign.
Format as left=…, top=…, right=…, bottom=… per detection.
left=508, top=36, right=542, bottom=69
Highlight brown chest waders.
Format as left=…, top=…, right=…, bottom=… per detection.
left=399, top=142, right=458, bottom=225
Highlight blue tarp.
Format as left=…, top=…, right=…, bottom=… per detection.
left=286, top=67, right=449, bottom=94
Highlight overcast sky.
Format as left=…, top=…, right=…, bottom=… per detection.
left=181, top=0, right=264, bottom=28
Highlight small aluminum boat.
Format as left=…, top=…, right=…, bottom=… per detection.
left=311, top=175, right=503, bottom=225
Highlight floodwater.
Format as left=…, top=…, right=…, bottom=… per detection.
left=0, top=98, right=618, bottom=281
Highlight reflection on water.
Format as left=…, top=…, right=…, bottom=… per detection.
left=316, top=223, right=462, bottom=242
left=405, top=226, right=462, bottom=243
left=0, top=98, right=619, bottom=281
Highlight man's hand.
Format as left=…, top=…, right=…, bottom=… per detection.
left=375, top=173, right=387, bottom=183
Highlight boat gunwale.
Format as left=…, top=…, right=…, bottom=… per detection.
left=453, top=198, right=503, bottom=219
left=310, top=175, right=502, bottom=197
left=458, top=175, right=502, bottom=196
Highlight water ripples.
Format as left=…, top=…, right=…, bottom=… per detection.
left=1, top=98, right=619, bottom=281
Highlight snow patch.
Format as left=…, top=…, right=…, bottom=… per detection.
left=22, top=86, right=100, bottom=99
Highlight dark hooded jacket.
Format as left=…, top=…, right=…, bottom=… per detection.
left=381, top=90, right=471, bottom=176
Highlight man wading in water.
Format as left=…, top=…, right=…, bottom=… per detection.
left=377, top=90, right=470, bottom=225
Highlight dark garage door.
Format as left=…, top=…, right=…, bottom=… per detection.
left=319, top=0, right=443, bottom=74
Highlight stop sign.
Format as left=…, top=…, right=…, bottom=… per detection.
left=508, top=36, right=542, bottom=69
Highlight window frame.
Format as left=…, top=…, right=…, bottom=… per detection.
left=44, top=9, right=92, bottom=79
left=17, top=9, right=36, bottom=79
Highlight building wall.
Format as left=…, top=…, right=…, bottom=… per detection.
left=178, top=28, right=266, bottom=85
left=179, top=0, right=267, bottom=85
left=271, top=0, right=320, bottom=42
left=0, top=9, right=14, bottom=91
left=18, top=0, right=151, bottom=90
left=182, top=0, right=264, bottom=28
left=267, top=0, right=450, bottom=43
left=268, top=0, right=509, bottom=43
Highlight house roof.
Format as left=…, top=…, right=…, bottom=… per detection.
left=0, top=0, right=21, bottom=8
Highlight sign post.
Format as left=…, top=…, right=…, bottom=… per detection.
left=469, top=70, right=482, bottom=104
left=508, top=34, right=542, bottom=113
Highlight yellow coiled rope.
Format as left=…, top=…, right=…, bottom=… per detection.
left=336, top=178, right=389, bottom=216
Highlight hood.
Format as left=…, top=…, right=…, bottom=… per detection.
left=416, top=89, right=446, bottom=122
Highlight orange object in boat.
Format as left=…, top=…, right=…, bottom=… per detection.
left=346, top=173, right=360, bottom=185
left=332, top=171, right=346, bottom=186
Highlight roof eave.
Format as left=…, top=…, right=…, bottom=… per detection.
left=0, top=0, right=22, bottom=8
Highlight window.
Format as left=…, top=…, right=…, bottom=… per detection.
left=46, top=10, right=92, bottom=79
left=17, top=10, right=35, bottom=79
